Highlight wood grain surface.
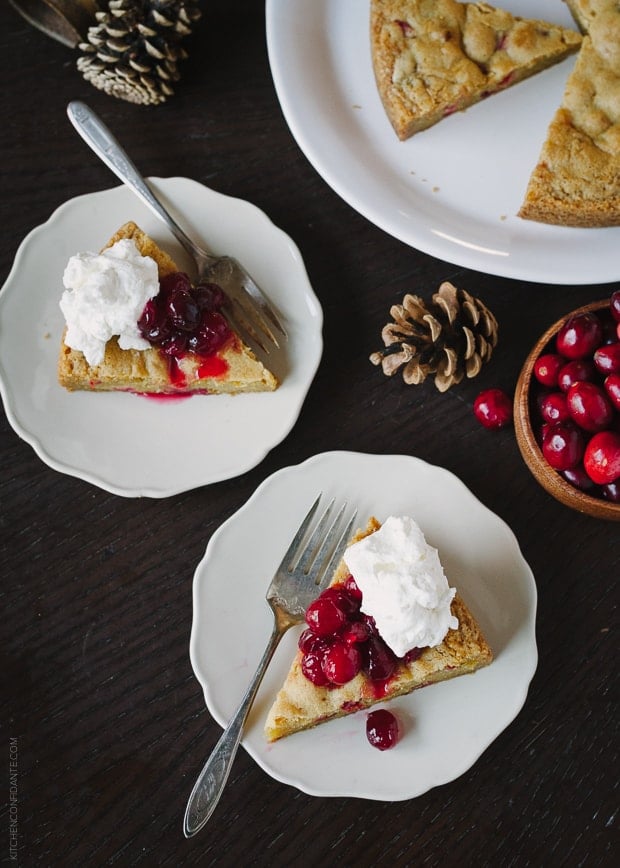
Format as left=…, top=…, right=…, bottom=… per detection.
left=1, top=3, right=617, bottom=866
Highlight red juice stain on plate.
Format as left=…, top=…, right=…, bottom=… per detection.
left=139, top=392, right=192, bottom=402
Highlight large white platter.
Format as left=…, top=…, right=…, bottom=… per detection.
left=190, top=451, right=538, bottom=800
left=266, top=0, right=619, bottom=284
left=0, top=178, right=323, bottom=497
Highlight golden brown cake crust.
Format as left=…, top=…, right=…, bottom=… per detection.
left=57, top=222, right=278, bottom=394
left=564, top=0, right=620, bottom=70
left=370, top=0, right=581, bottom=140
left=264, top=517, right=493, bottom=742
left=518, top=36, right=620, bottom=227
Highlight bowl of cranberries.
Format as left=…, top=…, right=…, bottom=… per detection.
left=514, top=292, right=620, bottom=521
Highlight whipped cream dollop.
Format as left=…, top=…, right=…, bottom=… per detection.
left=343, top=516, right=458, bottom=657
left=59, top=239, right=159, bottom=366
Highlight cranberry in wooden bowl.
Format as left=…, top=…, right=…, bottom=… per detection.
left=514, top=299, right=620, bottom=522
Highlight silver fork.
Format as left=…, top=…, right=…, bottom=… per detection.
left=66, top=100, right=286, bottom=353
left=183, top=494, right=357, bottom=838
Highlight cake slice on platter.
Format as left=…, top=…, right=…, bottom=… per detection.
left=58, top=221, right=278, bottom=394
left=519, top=0, right=620, bottom=227
left=264, top=516, right=493, bottom=742
left=518, top=35, right=620, bottom=226
left=371, top=0, right=582, bottom=140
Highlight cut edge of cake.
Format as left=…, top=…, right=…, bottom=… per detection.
left=518, top=36, right=620, bottom=227
left=57, top=222, right=279, bottom=394
left=264, top=517, right=493, bottom=743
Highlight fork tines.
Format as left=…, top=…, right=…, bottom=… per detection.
left=286, top=495, right=358, bottom=587
left=226, top=294, right=280, bottom=354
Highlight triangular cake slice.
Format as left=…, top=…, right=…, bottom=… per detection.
left=519, top=0, right=620, bottom=227
left=371, top=0, right=582, bottom=140
left=264, top=518, right=492, bottom=742
left=58, top=222, right=278, bottom=394
left=518, top=35, right=620, bottom=226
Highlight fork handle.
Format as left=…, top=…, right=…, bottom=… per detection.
left=183, top=621, right=285, bottom=838
left=66, top=101, right=210, bottom=266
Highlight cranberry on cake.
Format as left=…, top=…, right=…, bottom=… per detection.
left=264, top=516, right=492, bottom=742
left=58, top=222, right=278, bottom=395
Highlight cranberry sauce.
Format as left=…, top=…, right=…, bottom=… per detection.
left=137, top=273, right=232, bottom=386
left=299, top=576, right=425, bottom=690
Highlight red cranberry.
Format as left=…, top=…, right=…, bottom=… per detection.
left=321, top=586, right=360, bottom=618
left=556, top=312, right=604, bottom=359
left=602, top=481, right=620, bottom=503
left=567, top=381, right=614, bottom=432
left=301, top=652, right=330, bottom=686
left=539, top=392, right=570, bottom=424
left=473, top=388, right=513, bottom=429
left=165, top=288, right=200, bottom=331
left=366, top=709, right=400, bottom=750
left=343, top=574, right=363, bottom=602
left=533, top=353, right=564, bottom=387
left=537, top=422, right=552, bottom=445
left=362, top=613, right=378, bottom=633
left=194, top=282, right=226, bottom=311
left=402, top=646, right=423, bottom=664
left=604, top=374, right=620, bottom=411
left=557, top=359, right=596, bottom=392
left=602, top=317, right=619, bottom=344
left=322, top=640, right=362, bottom=685
left=542, top=423, right=585, bottom=471
left=342, top=621, right=371, bottom=645
left=160, top=332, right=189, bottom=356
left=159, top=271, right=192, bottom=298
left=298, top=628, right=328, bottom=655
left=363, top=635, right=397, bottom=681
left=594, top=343, right=620, bottom=376
left=611, top=290, right=620, bottom=323
left=137, top=298, right=171, bottom=343
left=187, top=310, right=231, bottom=355
left=562, top=464, right=598, bottom=494
left=583, top=431, right=620, bottom=485
left=305, top=596, right=346, bottom=637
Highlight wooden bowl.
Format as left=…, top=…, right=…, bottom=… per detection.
left=514, top=299, right=620, bottom=522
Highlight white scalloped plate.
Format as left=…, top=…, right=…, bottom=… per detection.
left=267, top=0, right=620, bottom=284
left=0, top=178, right=323, bottom=496
left=190, top=452, right=538, bottom=800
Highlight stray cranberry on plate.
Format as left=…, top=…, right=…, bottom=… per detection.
left=366, top=709, right=400, bottom=750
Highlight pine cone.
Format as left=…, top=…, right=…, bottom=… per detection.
left=369, top=282, right=499, bottom=392
left=77, top=0, right=202, bottom=105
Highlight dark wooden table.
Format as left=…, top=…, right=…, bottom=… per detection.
left=1, top=3, right=618, bottom=866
